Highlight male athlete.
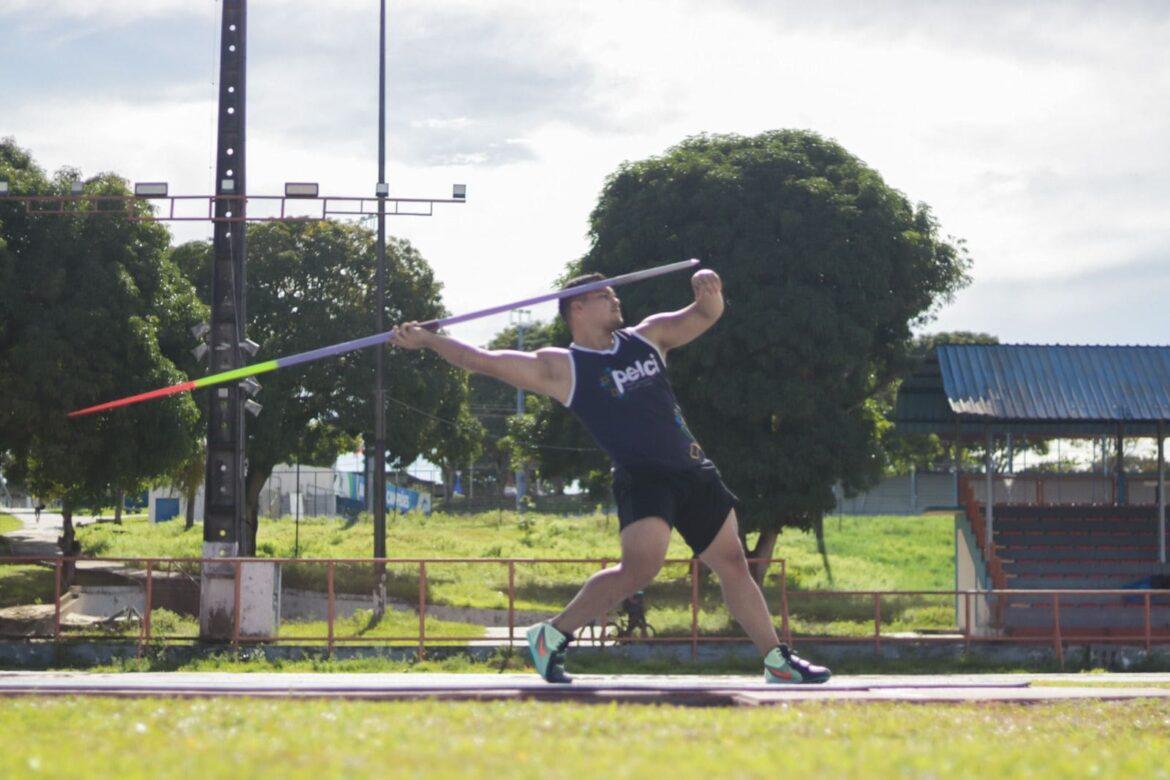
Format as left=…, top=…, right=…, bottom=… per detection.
left=390, top=267, right=830, bottom=685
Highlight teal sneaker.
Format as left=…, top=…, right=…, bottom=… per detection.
left=763, top=644, right=831, bottom=684
left=526, top=622, right=573, bottom=683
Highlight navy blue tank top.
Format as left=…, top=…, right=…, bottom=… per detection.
left=565, top=328, right=709, bottom=473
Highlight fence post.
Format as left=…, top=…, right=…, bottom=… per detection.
left=1145, top=591, right=1152, bottom=653
left=53, top=558, right=62, bottom=644
left=964, top=591, right=972, bottom=653
left=327, top=562, right=335, bottom=658
left=508, top=560, right=516, bottom=647
left=139, top=561, right=154, bottom=659
left=873, top=593, right=882, bottom=654
left=418, top=561, right=427, bottom=659
left=780, top=559, right=791, bottom=646
left=1052, top=592, right=1064, bottom=670
left=599, top=558, right=609, bottom=647
left=690, top=559, right=699, bottom=663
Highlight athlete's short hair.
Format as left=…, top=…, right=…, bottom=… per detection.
left=558, top=272, right=607, bottom=325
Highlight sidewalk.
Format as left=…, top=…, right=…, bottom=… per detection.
left=1, top=508, right=106, bottom=560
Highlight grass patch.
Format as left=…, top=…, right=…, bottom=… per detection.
left=0, top=513, right=22, bottom=537
left=1, top=515, right=56, bottom=608
left=0, top=563, right=55, bottom=609
left=2, top=696, right=1169, bottom=779
left=76, top=607, right=484, bottom=646
left=71, top=511, right=957, bottom=637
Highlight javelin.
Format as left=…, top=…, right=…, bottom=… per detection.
left=67, top=258, right=700, bottom=418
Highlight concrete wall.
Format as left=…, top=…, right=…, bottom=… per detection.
left=954, top=512, right=997, bottom=636
left=834, top=473, right=958, bottom=515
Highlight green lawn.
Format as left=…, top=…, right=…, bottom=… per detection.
left=58, top=511, right=956, bottom=638
left=0, top=513, right=22, bottom=537
left=0, top=512, right=58, bottom=609
left=1, top=697, right=1167, bottom=779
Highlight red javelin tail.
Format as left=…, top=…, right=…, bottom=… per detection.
left=68, top=380, right=198, bottom=419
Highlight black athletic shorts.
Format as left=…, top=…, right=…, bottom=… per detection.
left=612, top=464, right=741, bottom=555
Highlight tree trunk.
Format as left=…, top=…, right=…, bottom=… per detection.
left=58, top=501, right=79, bottom=588
left=114, top=489, right=124, bottom=525
left=242, top=464, right=271, bottom=557
left=747, top=527, right=779, bottom=584
left=441, top=464, right=454, bottom=501
left=184, top=485, right=197, bottom=530
left=812, top=513, right=833, bottom=584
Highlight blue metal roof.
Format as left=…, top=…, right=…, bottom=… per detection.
left=894, top=345, right=1170, bottom=435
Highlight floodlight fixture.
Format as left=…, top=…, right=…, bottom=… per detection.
left=452, top=184, right=466, bottom=200
left=191, top=343, right=209, bottom=361
left=375, top=182, right=389, bottom=197
left=284, top=182, right=319, bottom=198
left=239, top=377, right=261, bottom=396
left=243, top=399, right=263, bottom=417
left=134, top=182, right=169, bottom=197
left=220, top=179, right=235, bottom=193
left=190, top=322, right=211, bottom=340
left=239, top=338, right=260, bottom=357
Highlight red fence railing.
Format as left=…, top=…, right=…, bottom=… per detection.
left=4, top=555, right=1170, bottom=669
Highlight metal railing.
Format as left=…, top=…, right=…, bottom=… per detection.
left=5, top=556, right=1170, bottom=668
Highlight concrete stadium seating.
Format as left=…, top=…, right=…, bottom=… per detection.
left=984, top=505, right=1170, bottom=636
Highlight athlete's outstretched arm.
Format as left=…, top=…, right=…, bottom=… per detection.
left=390, top=322, right=573, bottom=404
left=633, top=269, right=724, bottom=353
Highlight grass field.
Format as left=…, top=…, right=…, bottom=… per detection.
left=1, top=696, right=1168, bottom=779
left=0, top=512, right=57, bottom=609
left=0, top=513, right=21, bottom=537
left=59, top=511, right=955, bottom=637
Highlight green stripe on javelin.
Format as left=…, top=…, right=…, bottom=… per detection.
left=193, top=360, right=281, bottom=389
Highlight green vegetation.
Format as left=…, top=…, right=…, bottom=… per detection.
left=0, top=513, right=57, bottom=608
left=125, top=608, right=483, bottom=645
left=0, top=513, right=21, bottom=536
left=0, top=511, right=954, bottom=638
left=2, top=697, right=1168, bottom=779
left=66, top=510, right=955, bottom=638
left=0, top=564, right=55, bottom=609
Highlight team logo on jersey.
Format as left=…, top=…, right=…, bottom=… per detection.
left=601, top=353, right=663, bottom=397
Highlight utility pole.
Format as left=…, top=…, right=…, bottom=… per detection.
left=510, top=309, right=531, bottom=512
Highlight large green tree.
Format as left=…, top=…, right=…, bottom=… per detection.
left=174, top=220, right=472, bottom=552
left=570, top=130, right=971, bottom=572
left=0, top=138, right=204, bottom=569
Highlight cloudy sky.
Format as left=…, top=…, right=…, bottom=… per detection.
left=3, top=0, right=1168, bottom=348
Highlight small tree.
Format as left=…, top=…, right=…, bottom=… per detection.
left=0, top=139, right=203, bottom=578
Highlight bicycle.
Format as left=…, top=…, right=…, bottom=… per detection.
left=582, top=590, right=658, bottom=646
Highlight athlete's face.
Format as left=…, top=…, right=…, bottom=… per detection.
left=576, top=287, right=623, bottom=330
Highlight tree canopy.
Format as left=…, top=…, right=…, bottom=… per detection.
left=173, top=220, right=474, bottom=551
left=0, top=138, right=204, bottom=557
left=571, top=130, right=972, bottom=556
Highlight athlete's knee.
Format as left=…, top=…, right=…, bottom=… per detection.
left=702, top=544, right=751, bottom=580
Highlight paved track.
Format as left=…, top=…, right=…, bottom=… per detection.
left=2, top=672, right=1169, bottom=706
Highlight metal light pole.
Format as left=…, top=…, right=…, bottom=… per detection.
left=373, top=0, right=389, bottom=613
left=510, top=308, right=532, bottom=512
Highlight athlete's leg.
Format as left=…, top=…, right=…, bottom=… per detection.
left=550, top=516, right=671, bottom=636
left=698, top=509, right=781, bottom=655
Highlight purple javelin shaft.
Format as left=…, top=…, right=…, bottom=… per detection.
left=276, top=257, right=700, bottom=370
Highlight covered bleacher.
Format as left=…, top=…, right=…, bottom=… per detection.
left=895, top=344, right=1170, bottom=637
